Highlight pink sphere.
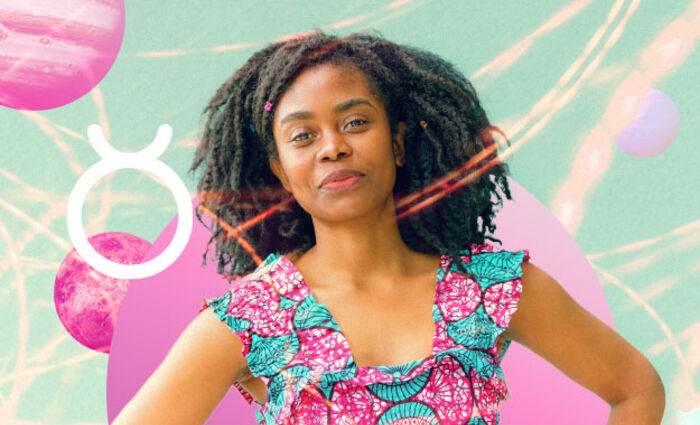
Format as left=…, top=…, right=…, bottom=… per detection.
left=0, top=0, right=125, bottom=111
left=54, top=232, right=150, bottom=353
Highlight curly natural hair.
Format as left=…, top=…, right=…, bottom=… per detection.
left=188, top=30, right=513, bottom=279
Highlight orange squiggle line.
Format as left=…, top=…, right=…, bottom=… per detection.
left=196, top=196, right=295, bottom=267
left=395, top=128, right=507, bottom=215
left=201, top=130, right=508, bottom=263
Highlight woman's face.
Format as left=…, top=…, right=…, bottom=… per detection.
left=270, top=63, right=406, bottom=223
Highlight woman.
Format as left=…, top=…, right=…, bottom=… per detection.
left=113, top=31, right=665, bottom=424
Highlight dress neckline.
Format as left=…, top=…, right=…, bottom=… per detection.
left=277, top=252, right=450, bottom=371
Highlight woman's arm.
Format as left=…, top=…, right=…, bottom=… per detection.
left=506, top=261, right=665, bottom=425
left=111, top=308, right=249, bottom=425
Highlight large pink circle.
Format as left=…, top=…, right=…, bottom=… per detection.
left=0, top=0, right=125, bottom=111
left=107, top=197, right=258, bottom=424
left=494, top=180, right=613, bottom=423
left=107, top=179, right=613, bottom=424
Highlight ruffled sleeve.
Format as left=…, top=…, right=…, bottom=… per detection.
left=496, top=247, right=529, bottom=363
left=199, top=253, right=301, bottom=408
left=463, top=242, right=530, bottom=362
left=453, top=242, right=531, bottom=424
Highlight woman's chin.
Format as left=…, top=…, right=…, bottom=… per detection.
left=311, top=200, right=394, bottom=225
left=314, top=209, right=372, bottom=224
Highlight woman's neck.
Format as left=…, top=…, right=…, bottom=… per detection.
left=291, top=210, right=424, bottom=289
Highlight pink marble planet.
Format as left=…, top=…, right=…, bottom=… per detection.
left=0, top=0, right=125, bottom=111
left=54, top=232, right=151, bottom=353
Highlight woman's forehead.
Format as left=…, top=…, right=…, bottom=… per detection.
left=274, top=64, right=382, bottom=119
left=289, top=64, right=370, bottom=97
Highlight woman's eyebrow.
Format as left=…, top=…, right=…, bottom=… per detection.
left=278, top=98, right=376, bottom=127
left=334, top=97, right=375, bottom=114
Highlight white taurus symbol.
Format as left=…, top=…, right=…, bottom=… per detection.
left=67, top=124, right=193, bottom=279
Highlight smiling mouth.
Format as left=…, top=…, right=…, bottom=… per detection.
left=319, top=175, right=364, bottom=191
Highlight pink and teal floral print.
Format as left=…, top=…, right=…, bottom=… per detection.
left=201, top=242, right=530, bottom=425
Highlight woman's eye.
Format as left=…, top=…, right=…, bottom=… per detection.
left=291, top=132, right=312, bottom=143
left=346, top=118, right=368, bottom=129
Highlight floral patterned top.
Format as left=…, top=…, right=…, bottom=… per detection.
left=200, top=242, right=530, bottom=425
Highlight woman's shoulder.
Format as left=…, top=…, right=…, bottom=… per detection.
left=240, top=252, right=284, bottom=281
left=201, top=252, right=284, bottom=313
left=222, top=252, right=290, bottom=292
left=217, top=251, right=308, bottom=309
left=200, top=250, right=302, bottom=348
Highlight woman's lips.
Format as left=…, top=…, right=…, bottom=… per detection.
left=319, top=169, right=365, bottom=189
left=319, top=175, right=363, bottom=191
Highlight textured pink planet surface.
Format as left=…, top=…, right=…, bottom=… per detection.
left=0, top=0, right=125, bottom=110
left=108, top=182, right=614, bottom=424
left=615, top=88, right=679, bottom=157
left=54, top=232, right=150, bottom=353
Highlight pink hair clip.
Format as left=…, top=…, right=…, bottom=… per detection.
left=264, top=101, right=274, bottom=112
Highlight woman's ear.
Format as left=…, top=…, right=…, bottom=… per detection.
left=393, top=121, right=407, bottom=167
left=269, top=158, right=291, bottom=192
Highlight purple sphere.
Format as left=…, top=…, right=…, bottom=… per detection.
left=54, top=232, right=151, bottom=353
left=615, top=88, right=679, bottom=157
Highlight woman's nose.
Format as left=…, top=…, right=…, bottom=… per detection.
left=317, top=130, right=352, bottom=161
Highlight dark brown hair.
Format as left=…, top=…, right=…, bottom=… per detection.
left=189, top=30, right=512, bottom=278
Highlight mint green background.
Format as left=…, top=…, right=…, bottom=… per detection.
left=1, top=1, right=699, bottom=424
